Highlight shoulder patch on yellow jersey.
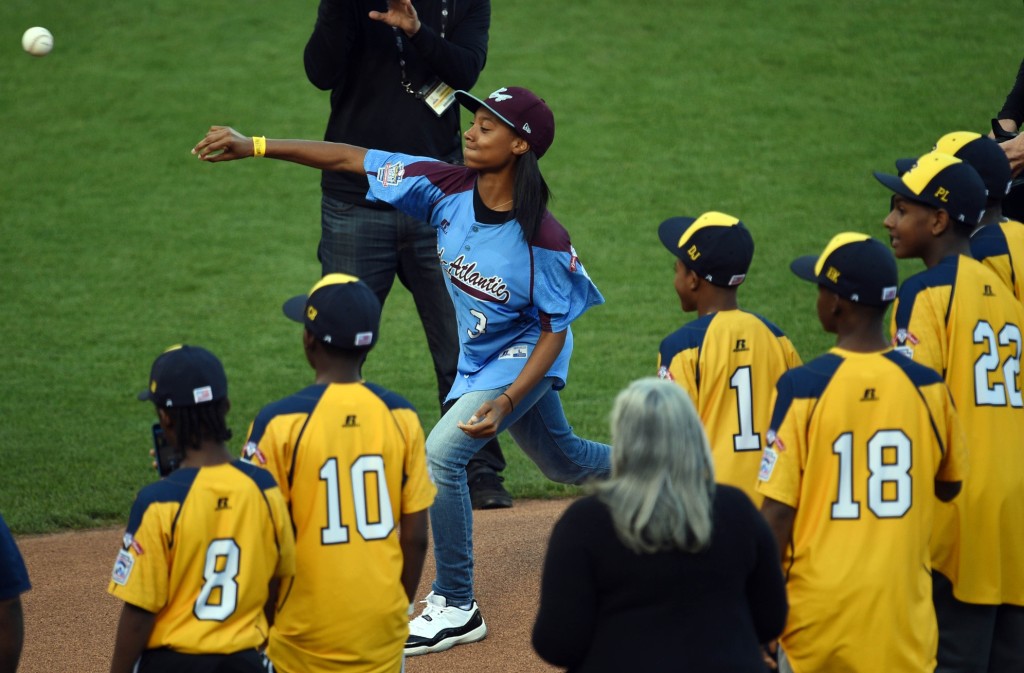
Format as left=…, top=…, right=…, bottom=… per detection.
left=758, top=446, right=779, bottom=482
left=111, top=549, right=134, bottom=586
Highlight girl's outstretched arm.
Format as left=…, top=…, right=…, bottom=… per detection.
left=192, top=126, right=368, bottom=173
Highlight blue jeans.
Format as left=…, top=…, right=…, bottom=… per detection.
left=427, top=379, right=611, bottom=604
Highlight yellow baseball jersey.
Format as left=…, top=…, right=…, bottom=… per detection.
left=108, top=460, right=296, bottom=654
left=243, top=382, right=436, bottom=673
left=658, top=309, right=801, bottom=504
left=757, top=348, right=966, bottom=673
left=892, top=254, right=1024, bottom=605
left=971, top=219, right=1024, bottom=305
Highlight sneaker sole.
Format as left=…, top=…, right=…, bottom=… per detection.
left=404, top=620, right=488, bottom=656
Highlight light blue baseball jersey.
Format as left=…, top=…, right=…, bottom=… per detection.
left=364, top=151, right=605, bottom=400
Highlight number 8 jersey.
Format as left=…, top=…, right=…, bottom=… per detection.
left=107, top=460, right=296, bottom=654
left=757, top=348, right=966, bottom=672
left=891, top=253, right=1024, bottom=606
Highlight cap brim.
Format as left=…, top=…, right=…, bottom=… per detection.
left=873, top=171, right=919, bottom=203
left=137, top=389, right=153, bottom=402
left=790, top=256, right=820, bottom=284
left=894, top=157, right=915, bottom=176
left=657, top=216, right=697, bottom=259
left=454, top=90, right=517, bottom=132
left=282, top=294, right=308, bottom=324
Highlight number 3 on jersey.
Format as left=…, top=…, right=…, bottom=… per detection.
left=319, top=455, right=394, bottom=545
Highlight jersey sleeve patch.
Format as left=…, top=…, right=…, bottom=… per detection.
left=111, top=549, right=134, bottom=586
left=758, top=447, right=779, bottom=481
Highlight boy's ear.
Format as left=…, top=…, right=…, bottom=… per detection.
left=931, top=208, right=952, bottom=236
left=157, top=408, right=173, bottom=429
left=686, top=267, right=701, bottom=290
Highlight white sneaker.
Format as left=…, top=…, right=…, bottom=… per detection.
left=405, top=591, right=487, bottom=656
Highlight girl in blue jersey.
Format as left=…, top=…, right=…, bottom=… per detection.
left=194, top=84, right=611, bottom=655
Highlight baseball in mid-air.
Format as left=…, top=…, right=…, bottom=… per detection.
left=22, top=27, right=54, bottom=57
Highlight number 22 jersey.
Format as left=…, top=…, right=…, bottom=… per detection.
left=892, top=253, right=1024, bottom=605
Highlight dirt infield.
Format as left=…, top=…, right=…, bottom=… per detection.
left=16, top=499, right=570, bottom=673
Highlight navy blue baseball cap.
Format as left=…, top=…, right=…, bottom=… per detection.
left=283, top=273, right=381, bottom=350
left=658, top=211, right=754, bottom=287
left=791, top=233, right=898, bottom=306
left=875, top=151, right=987, bottom=226
left=895, top=132, right=1011, bottom=201
left=138, top=345, right=228, bottom=408
left=456, top=86, right=555, bottom=159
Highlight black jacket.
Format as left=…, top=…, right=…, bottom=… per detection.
left=304, top=0, right=490, bottom=207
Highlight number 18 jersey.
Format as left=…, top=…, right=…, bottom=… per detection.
left=757, top=348, right=965, bottom=672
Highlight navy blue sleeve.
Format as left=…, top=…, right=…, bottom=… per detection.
left=0, top=513, right=30, bottom=600
left=998, top=57, right=1024, bottom=125
left=724, top=489, right=788, bottom=642
left=971, top=224, right=1011, bottom=260
left=532, top=497, right=603, bottom=667
left=303, top=0, right=361, bottom=91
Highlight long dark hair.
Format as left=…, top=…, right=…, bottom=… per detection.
left=512, top=151, right=550, bottom=242
left=166, top=399, right=232, bottom=453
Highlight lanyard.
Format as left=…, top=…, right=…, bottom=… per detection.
left=394, top=0, right=449, bottom=95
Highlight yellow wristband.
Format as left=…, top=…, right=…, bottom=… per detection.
left=253, top=136, right=266, bottom=158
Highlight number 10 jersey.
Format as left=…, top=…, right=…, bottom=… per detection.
left=243, top=381, right=436, bottom=673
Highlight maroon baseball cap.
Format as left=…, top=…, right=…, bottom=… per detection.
left=456, top=86, right=555, bottom=158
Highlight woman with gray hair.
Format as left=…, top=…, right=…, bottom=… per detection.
left=532, top=378, right=787, bottom=672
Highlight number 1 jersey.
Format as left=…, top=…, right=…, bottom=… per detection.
left=657, top=309, right=800, bottom=505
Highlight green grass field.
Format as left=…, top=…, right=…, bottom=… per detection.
left=1, top=0, right=1016, bottom=532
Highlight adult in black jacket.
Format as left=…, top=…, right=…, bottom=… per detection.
left=304, top=0, right=512, bottom=508
left=532, top=378, right=787, bottom=672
